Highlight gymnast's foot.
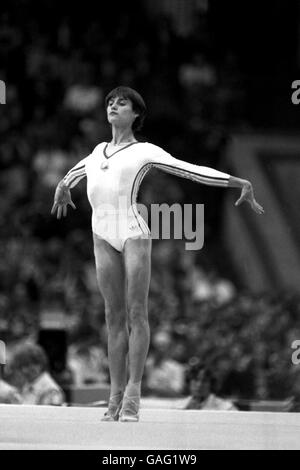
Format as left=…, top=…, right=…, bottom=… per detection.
left=101, top=392, right=123, bottom=422
left=119, top=395, right=140, bottom=422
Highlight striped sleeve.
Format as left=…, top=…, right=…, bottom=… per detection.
left=150, top=146, right=230, bottom=188
left=62, top=156, right=89, bottom=189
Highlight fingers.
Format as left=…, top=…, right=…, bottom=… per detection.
left=235, top=187, right=248, bottom=206
left=58, top=204, right=68, bottom=219
left=51, top=201, right=76, bottom=219
left=235, top=197, right=243, bottom=206
left=235, top=197, right=264, bottom=214
left=253, top=203, right=264, bottom=214
left=250, top=198, right=264, bottom=214
left=51, top=202, right=57, bottom=215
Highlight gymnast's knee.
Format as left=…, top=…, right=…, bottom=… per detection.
left=128, top=302, right=148, bottom=328
left=105, top=306, right=127, bottom=333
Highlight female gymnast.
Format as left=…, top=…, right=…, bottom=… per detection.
left=51, top=86, right=264, bottom=422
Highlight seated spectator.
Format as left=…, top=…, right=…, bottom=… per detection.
left=145, top=331, right=185, bottom=397
left=183, top=359, right=237, bottom=411
left=0, top=378, right=22, bottom=404
left=67, top=342, right=108, bottom=386
left=9, top=342, right=65, bottom=406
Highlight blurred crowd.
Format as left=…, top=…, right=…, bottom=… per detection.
left=1, top=0, right=300, bottom=408
left=1, top=235, right=300, bottom=406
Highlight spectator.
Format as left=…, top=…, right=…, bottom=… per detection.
left=9, top=342, right=65, bottom=405
left=145, top=330, right=185, bottom=397
left=0, top=378, right=22, bottom=404
left=183, top=359, right=237, bottom=411
left=68, top=342, right=108, bottom=386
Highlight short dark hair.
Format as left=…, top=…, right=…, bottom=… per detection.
left=10, top=342, right=48, bottom=372
left=186, top=360, right=217, bottom=393
left=105, top=86, right=147, bottom=131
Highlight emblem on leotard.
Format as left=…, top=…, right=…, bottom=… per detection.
left=101, top=160, right=109, bottom=170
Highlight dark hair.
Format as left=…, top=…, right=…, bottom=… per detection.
left=105, top=86, right=147, bottom=131
left=10, top=342, right=48, bottom=372
left=186, top=359, right=217, bottom=393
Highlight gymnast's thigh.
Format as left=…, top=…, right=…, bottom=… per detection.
left=123, top=236, right=152, bottom=306
left=93, top=233, right=126, bottom=308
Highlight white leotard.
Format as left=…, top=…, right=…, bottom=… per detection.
left=63, top=142, right=230, bottom=251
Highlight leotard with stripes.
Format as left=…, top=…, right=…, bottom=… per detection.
left=62, top=141, right=230, bottom=251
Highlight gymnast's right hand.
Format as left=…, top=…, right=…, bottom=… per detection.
left=51, top=181, right=76, bottom=219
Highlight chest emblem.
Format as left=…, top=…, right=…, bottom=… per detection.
left=101, top=160, right=109, bottom=170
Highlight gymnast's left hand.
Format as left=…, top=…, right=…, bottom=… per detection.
left=235, top=181, right=264, bottom=214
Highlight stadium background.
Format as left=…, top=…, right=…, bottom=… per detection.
left=1, top=0, right=300, bottom=407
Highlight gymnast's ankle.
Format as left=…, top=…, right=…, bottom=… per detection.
left=125, top=380, right=141, bottom=398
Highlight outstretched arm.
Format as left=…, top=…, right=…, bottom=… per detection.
left=228, top=176, right=264, bottom=214
left=150, top=148, right=230, bottom=188
left=148, top=145, right=264, bottom=215
left=51, top=156, right=88, bottom=219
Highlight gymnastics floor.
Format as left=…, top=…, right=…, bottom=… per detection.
left=0, top=404, right=299, bottom=450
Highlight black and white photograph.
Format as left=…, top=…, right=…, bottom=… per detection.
left=0, top=0, right=300, bottom=453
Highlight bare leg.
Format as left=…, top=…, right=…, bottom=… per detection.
left=93, top=234, right=128, bottom=398
left=123, top=236, right=152, bottom=390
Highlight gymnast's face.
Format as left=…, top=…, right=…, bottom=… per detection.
left=107, top=95, right=138, bottom=130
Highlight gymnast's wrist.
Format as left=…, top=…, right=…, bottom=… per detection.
left=57, top=179, right=69, bottom=190
left=228, top=176, right=250, bottom=189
